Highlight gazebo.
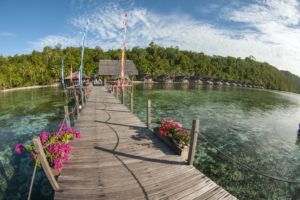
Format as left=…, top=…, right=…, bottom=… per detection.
left=98, top=60, right=138, bottom=81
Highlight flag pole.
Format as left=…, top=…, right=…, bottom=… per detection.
left=121, top=13, right=127, bottom=88
left=79, top=22, right=89, bottom=90
left=61, top=59, right=65, bottom=89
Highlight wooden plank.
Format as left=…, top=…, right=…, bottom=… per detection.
left=54, top=86, right=237, bottom=200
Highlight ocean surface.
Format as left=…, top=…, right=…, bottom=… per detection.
left=1, top=84, right=300, bottom=199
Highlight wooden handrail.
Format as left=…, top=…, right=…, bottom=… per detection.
left=32, top=137, right=60, bottom=191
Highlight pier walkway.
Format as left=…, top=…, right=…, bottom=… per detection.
left=54, top=86, right=237, bottom=200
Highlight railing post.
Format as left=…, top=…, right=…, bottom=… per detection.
left=32, top=137, right=60, bottom=191
left=81, top=91, right=85, bottom=107
left=75, top=95, right=80, bottom=117
left=116, top=87, right=119, bottom=100
left=147, top=99, right=151, bottom=129
left=122, top=87, right=125, bottom=105
left=64, top=89, right=67, bottom=97
left=130, top=92, right=133, bottom=113
left=187, top=118, right=200, bottom=165
left=84, top=88, right=88, bottom=100
left=64, top=106, right=71, bottom=127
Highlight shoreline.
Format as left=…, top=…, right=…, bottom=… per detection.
left=0, top=83, right=60, bottom=93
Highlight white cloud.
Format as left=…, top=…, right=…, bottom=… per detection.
left=31, top=0, right=300, bottom=76
left=0, top=32, right=16, bottom=37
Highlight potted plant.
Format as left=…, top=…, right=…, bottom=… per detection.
left=15, top=124, right=80, bottom=175
left=153, top=118, right=190, bottom=159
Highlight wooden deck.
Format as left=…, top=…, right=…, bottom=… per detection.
left=54, top=86, right=237, bottom=200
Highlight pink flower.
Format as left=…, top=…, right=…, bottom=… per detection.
left=53, top=158, right=63, bottom=170
left=75, top=132, right=80, bottom=138
left=40, top=131, right=50, bottom=144
left=15, top=144, right=25, bottom=154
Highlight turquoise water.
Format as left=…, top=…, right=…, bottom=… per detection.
left=0, top=88, right=66, bottom=200
left=2, top=85, right=300, bottom=199
left=130, top=83, right=300, bottom=199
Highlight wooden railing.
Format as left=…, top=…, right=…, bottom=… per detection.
left=27, top=86, right=89, bottom=199
left=107, top=83, right=200, bottom=166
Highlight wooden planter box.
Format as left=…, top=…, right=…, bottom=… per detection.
left=152, top=127, right=189, bottom=160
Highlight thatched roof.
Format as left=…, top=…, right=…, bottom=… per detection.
left=98, top=60, right=138, bottom=76
left=65, top=71, right=89, bottom=80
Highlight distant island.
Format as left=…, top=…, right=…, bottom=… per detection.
left=1, top=42, right=300, bottom=93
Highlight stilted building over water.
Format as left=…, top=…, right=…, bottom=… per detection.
left=65, top=71, right=90, bottom=87
left=98, top=60, right=138, bottom=82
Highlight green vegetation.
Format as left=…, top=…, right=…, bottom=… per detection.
left=1, top=43, right=300, bottom=92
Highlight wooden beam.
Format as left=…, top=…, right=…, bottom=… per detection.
left=187, top=118, right=200, bottom=165
left=130, top=92, right=133, bottom=113
left=64, top=106, right=71, bottom=127
left=75, top=95, right=80, bottom=117
left=32, top=137, right=60, bottom=191
left=147, top=99, right=151, bottom=129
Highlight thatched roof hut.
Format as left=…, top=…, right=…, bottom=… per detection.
left=98, top=60, right=138, bottom=76
left=65, top=71, right=89, bottom=80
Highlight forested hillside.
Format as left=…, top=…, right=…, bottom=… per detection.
left=1, top=42, right=300, bottom=92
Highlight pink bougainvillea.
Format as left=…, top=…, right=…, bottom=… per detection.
left=15, top=124, right=80, bottom=170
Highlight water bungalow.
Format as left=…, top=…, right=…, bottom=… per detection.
left=157, top=75, right=173, bottom=83
left=65, top=71, right=90, bottom=87
left=140, top=75, right=153, bottom=83
left=189, top=76, right=203, bottom=84
left=175, top=76, right=189, bottom=83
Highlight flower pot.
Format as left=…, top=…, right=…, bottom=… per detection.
left=152, top=127, right=189, bottom=160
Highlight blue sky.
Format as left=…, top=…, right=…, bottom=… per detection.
left=1, top=0, right=300, bottom=75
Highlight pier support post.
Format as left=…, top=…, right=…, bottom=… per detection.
left=130, top=92, right=133, bottom=113
left=64, top=106, right=71, bottom=127
left=75, top=95, right=80, bottom=117
left=33, top=137, right=59, bottom=191
left=147, top=99, right=151, bottom=129
left=188, top=118, right=200, bottom=165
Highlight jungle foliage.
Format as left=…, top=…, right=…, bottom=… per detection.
left=1, top=42, right=300, bottom=92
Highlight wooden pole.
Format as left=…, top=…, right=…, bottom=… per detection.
left=84, top=88, right=88, bottom=100
left=81, top=90, right=84, bottom=107
left=147, top=99, right=151, bottom=129
left=64, top=90, right=68, bottom=104
left=116, top=87, right=119, bottom=100
left=75, top=95, right=80, bottom=117
left=122, top=87, right=125, bottom=105
left=64, top=106, right=71, bottom=127
left=130, top=92, right=133, bottom=113
left=32, top=137, right=60, bottom=191
left=187, top=118, right=200, bottom=165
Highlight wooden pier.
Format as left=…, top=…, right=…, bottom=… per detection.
left=54, top=86, right=237, bottom=200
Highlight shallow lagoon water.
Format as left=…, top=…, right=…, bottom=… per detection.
left=0, top=88, right=65, bottom=200
left=1, top=84, right=300, bottom=199
left=131, top=83, right=300, bottom=199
